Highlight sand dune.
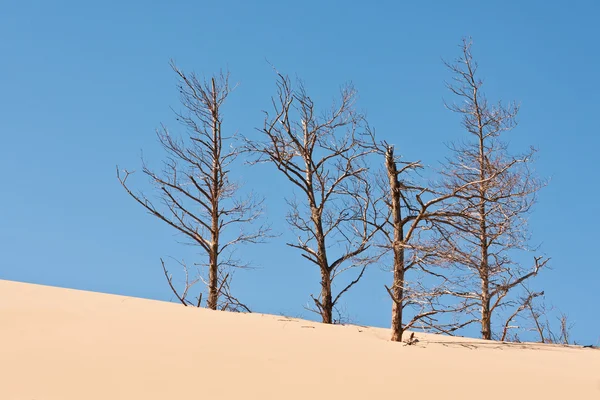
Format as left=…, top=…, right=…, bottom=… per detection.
left=1, top=279, right=598, bottom=399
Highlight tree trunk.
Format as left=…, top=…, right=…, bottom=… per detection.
left=481, top=274, right=491, bottom=339
left=475, top=91, right=492, bottom=340
left=386, top=147, right=405, bottom=342
left=390, top=267, right=404, bottom=342
left=207, top=246, right=218, bottom=310
left=479, top=202, right=491, bottom=339
left=207, top=78, right=221, bottom=311
left=320, top=270, right=333, bottom=324
left=478, top=129, right=491, bottom=339
left=311, top=199, right=333, bottom=324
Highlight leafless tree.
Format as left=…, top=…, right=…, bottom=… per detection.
left=500, top=287, right=574, bottom=344
left=380, top=144, right=449, bottom=342
left=118, top=62, right=268, bottom=311
left=159, top=258, right=251, bottom=312
left=500, top=287, right=544, bottom=342
left=434, top=38, right=548, bottom=340
left=244, top=72, right=378, bottom=324
left=375, top=143, right=487, bottom=342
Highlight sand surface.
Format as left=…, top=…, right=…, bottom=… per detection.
left=1, top=279, right=598, bottom=399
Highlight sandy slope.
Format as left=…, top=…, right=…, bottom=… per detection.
left=1, top=280, right=598, bottom=399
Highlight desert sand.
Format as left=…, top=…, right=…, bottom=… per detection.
left=1, top=279, right=598, bottom=399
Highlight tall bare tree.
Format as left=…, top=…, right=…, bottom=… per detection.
left=118, top=63, right=267, bottom=311
left=436, top=39, right=548, bottom=340
left=376, top=143, right=481, bottom=342
left=244, top=72, right=377, bottom=324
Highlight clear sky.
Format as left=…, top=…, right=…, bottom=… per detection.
left=2, top=0, right=598, bottom=343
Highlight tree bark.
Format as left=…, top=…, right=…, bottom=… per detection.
left=320, top=270, right=333, bottom=324
left=313, top=205, right=333, bottom=323
left=207, top=77, right=221, bottom=311
left=386, top=147, right=406, bottom=342
left=472, top=75, right=492, bottom=340
left=480, top=273, right=491, bottom=339
left=207, top=246, right=219, bottom=310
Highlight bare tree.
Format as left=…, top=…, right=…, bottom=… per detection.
left=159, top=258, right=251, bottom=312
left=244, top=72, right=377, bottom=324
left=500, top=287, right=574, bottom=344
left=376, top=143, right=483, bottom=342
left=435, top=39, right=548, bottom=340
left=118, top=63, right=267, bottom=311
left=500, top=287, right=544, bottom=342
left=381, top=144, right=450, bottom=342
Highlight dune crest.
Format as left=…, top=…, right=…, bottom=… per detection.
left=1, top=279, right=598, bottom=399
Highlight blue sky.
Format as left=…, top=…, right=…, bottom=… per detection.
left=1, top=0, right=598, bottom=343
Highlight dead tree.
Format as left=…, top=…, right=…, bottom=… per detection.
left=244, top=72, right=377, bottom=324
left=500, top=288, right=544, bottom=342
left=381, top=145, right=448, bottom=342
left=500, top=287, right=574, bottom=344
left=118, top=63, right=267, bottom=311
left=436, top=39, right=548, bottom=339
left=160, top=258, right=251, bottom=312
left=377, top=143, right=482, bottom=342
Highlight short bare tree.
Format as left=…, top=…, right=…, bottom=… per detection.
left=501, top=287, right=574, bottom=344
left=118, top=63, right=267, bottom=311
left=244, top=72, right=377, bottom=324
left=435, top=39, right=548, bottom=339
